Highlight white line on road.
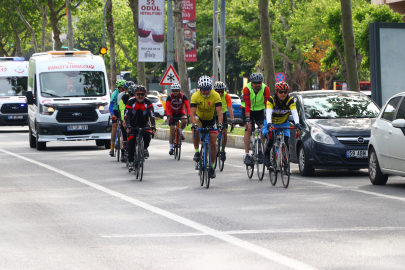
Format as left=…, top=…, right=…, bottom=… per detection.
left=0, top=148, right=317, bottom=270
left=102, top=226, right=405, bottom=238
left=307, top=180, right=405, bottom=202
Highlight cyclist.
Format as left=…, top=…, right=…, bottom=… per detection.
left=243, top=73, right=270, bottom=165
left=214, top=81, right=235, bottom=161
left=109, top=79, right=128, bottom=157
left=265, top=81, right=301, bottom=169
left=190, top=75, right=223, bottom=179
left=124, top=85, right=156, bottom=169
left=240, top=93, right=245, bottom=124
left=166, top=83, right=191, bottom=156
left=118, top=84, right=136, bottom=162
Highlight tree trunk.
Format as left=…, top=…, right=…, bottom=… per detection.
left=11, top=23, right=22, bottom=57
left=66, top=0, right=73, bottom=50
left=174, top=0, right=190, bottom=99
left=128, top=0, right=146, bottom=86
left=340, top=0, right=359, bottom=91
left=47, top=0, right=63, bottom=51
left=106, top=0, right=116, bottom=91
left=258, top=0, right=276, bottom=95
left=34, top=0, right=48, bottom=52
left=16, top=7, right=38, bottom=53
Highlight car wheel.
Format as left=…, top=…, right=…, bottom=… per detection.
left=29, top=125, right=36, bottom=148
left=95, top=140, right=104, bottom=146
left=298, top=145, right=314, bottom=176
left=369, top=148, right=388, bottom=185
left=36, top=133, right=46, bottom=151
left=104, top=139, right=110, bottom=149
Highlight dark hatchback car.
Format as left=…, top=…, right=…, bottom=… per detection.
left=288, top=90, right=380, bottom=176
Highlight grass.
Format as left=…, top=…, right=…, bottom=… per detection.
left=155, top=118, right=246, bottom=136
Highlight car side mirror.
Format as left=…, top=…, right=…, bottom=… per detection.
left=25, top=91, right=35, bottom=105
left=392, top=119, right=405, bottom=128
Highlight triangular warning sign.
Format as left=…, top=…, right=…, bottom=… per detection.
left=159, top=65, right=180, bottom=86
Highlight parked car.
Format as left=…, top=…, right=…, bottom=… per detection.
left=368, top=92, right=405, bottom=185
left=148, top=90, right=160, bottom=96
left=226, top=94, right=243, bottom=125
left=147, top=95, right=164, bottom=118
left=158, top=94, right=167, bottom=116
left=288, top=90, right=380, bottom=176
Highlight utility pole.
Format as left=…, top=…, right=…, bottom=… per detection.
left=66, top=0, right=73, bottom=50
left=102, top=0, right=106, bottom=59
left=213, top=0, right=226, bottom=84
left=167, top=0, right=174, bottom=68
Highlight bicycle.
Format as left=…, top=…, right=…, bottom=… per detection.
left=127, top=126, right=152, bottom=181
left=193, top=126, right=218, bottom=189
left=268, top=127, right=297, bottom=188
left=114, top=123, right=122, bottom=162
left=169, top=116, right=189, bottom=161
left=245, top=120, right=265, bottom=180
left=214, top=122, right=234, bottom=172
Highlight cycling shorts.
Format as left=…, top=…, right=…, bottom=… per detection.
left=112, top=110, right=120, bottom=123
left=196, top=116, right=218, bottom=135
left=168, top=113, right=187, bottom=126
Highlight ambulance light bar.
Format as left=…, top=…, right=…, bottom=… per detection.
left=0, top=57, right=25, bottom=61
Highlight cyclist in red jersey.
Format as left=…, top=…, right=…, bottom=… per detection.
left=166, top=83, right=191, bottom=156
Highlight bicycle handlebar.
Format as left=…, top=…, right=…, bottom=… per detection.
left=193, top=126, right=218, bottom=139
left=270, top=127, right=299, bottom=139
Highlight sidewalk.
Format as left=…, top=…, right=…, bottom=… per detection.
left=155, top=128, right=245, bottom=149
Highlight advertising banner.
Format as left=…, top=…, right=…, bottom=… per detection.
left=182, top=0, right=197, bottom=62
left=138, top=0, right=165, bottom=62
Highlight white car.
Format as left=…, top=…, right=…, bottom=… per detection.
left=147, top=95, right=164, bottom=118
left=368, top=92, right=405, bottom=184
left=229, top=93, right=241, bottom=104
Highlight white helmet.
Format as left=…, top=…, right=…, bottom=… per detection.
left=214, top=81, right=226, bottom=90
left=198, top=75, right=212, bottom=89
left=171, top=83, right=181, bottom=90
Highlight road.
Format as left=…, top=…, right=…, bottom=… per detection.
left=1, top=126, right=405, bottom=270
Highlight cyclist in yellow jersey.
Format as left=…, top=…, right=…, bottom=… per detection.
left=265, top=81, right=301, bottom=169
left=190, top=75, right=223, bottom=179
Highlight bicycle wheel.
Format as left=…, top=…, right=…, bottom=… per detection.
left=137, top=137, right=144, bottom=181
left=177, top=128, right=182, bottom=160
left=199, top=144, right=204, bottom=186
left=218, top=135, right=225, bottom=172
left=280, top=143, right=290, bottom=188
left=269, top=146, right=277, bottom=186
left=214, top=134, right=220, bottom=169
left=115, top=128, right=121, bottom=162
left=174, top=128, right=178, bottom=160
left=256, top=139, right=265, bottom=181
left=205, top=143, right=211, bottom=189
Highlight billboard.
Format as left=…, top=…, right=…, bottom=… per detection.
left=182, top=0, right=197, bottom=62
left=138, top=0, right=165, bottom=62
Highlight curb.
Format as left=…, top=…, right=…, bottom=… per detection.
left=155, top=128, right=245, bottom=149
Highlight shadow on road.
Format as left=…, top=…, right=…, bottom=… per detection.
left=0, top=130, right=28, bottom=133
left=42, top=146, right=106, bottom=152
left=310, top=169, right=369, bottom=178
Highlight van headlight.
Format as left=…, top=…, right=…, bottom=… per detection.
left=98, top=105, right=109, bottom=114
left=40, top=105, right=55, bottom=115
left=311, top=126, right=334, bottom=145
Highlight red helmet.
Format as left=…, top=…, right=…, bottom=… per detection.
left=275, top=81, right=289, bottom=91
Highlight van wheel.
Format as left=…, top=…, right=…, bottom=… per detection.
left=104, top=139, right=110, bottom=149
left=29, top=126, right=36, bottom=148
left=36, top=133, right=46, bottom=151
left=96, top=140, right=104, bottom=146
left=298, top=145, right=314, bottom=176
left=369, top=148, right=388, bottom=185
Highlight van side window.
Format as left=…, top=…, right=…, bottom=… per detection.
left=382, top=97, right=401, bottom=122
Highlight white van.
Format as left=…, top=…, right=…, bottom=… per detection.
left=25, top=51, right=111, bottom=150
left=0, top=57, right=29, bottom=126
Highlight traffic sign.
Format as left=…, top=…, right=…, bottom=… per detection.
left=275, top=72, right=285, bottom=82
left=160, top=65, right=180, bottom=86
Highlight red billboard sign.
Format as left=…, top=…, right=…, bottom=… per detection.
left=182, top=0, right=196, bottom=62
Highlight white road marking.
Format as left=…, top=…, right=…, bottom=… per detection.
left=102, top=226, right=405, bottom=238
left=0, top=148, right=317, bottom=270
left=307, top=180, right=405, bottom=202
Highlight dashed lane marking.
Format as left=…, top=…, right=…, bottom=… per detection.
left=0, top=148, right=317, bottom=270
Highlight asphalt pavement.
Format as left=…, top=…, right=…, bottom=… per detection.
left=1, top=126, right=405, bottom=270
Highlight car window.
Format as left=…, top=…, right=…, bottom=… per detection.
left=302, top=93, right=380, bottom=119
left=395, top=98, right=405, bottom=120
left=382, top=96, right=402, bottom=121
left=160, top=96, right=167, bottom=102
left=148, top=97, right=159, bottom=103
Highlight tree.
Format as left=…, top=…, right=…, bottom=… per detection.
left=106, top=0, right=117, bottom=90
left=34, top=0, right=48, bottom=52
left=66, top=0, right=73, bottom=50
left=258, top=0, right=276, bottom=93
left=174, top=0, right=190, bottom=98
left=340, top=0, right=359, bottom=91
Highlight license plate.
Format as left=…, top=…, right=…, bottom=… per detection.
left=8, top=115, right=23, bottom=119
left=346, top=150, right=368, bottom=158
left=67, top=125, right=88, bottom=131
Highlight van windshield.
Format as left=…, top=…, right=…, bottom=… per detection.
left=39, top=71, right=106, bottom=97
left=303, top=93, right=380, bottom=119
left=0, top=76, right=28, bottom=96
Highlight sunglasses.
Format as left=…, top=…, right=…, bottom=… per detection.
left=172, top=90, right=180, bottom=92
left=278, top=91, right=288, bottom=94
left=252, top=82, right=262, bottom=85
left=201, top=88, right=211, bottom=91
left=136, top=93, right=145, bottom=97
left=216, top=90, right=224, bottom=93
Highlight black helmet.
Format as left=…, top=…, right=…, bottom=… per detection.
left=136, top=85, right=147, bottom=93
left=249, top=73, right=263, bottom=83
left=128, top=85, right=136, bottom=96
